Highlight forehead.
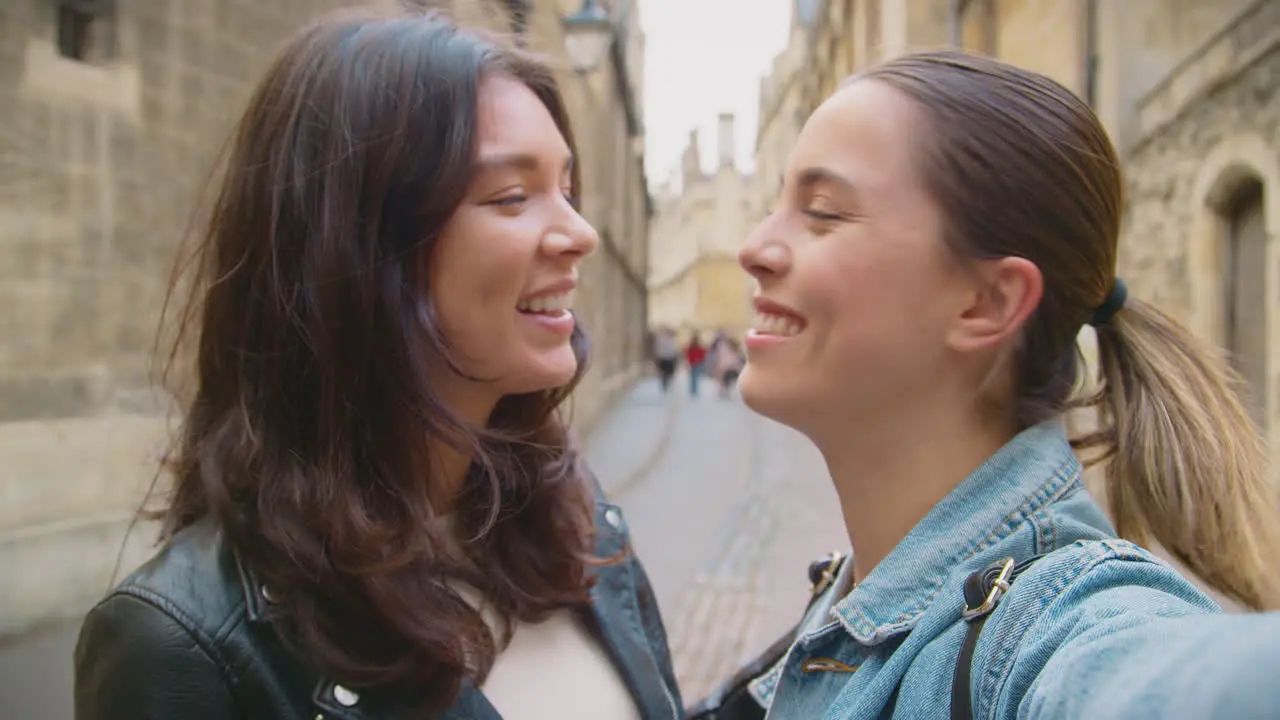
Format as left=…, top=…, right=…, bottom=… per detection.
left=787, top=80, right=921, bottom=191
left=474, top=73, right=569, bottom=156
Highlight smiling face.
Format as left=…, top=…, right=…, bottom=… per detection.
left=427, top=73, right=598, bottom=423
left=736, top=80, right=974, bottom=432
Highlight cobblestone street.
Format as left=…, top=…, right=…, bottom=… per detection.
left=0, top=374, right=847, bottom=717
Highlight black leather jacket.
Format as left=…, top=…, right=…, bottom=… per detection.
left=73, top=487, right=684, bottom=720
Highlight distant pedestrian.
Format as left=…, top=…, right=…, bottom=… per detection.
left=711, top=337, right=743, bottom=398
left=684, top=333, right=707, bottom=396
left=652, top=327, right=679, bottom=392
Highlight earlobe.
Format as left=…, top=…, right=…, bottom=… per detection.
left=947, top=257, right=1043, bottom=353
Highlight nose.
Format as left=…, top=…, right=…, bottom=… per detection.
left=739, top=217, right=791, bottom=282
left=543, top=199, right=599, bottom=260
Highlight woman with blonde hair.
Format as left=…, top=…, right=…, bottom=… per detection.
left=700, top=50, right=1280, bottom=720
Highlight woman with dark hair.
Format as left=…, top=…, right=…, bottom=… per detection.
left=73, top=9, right=681, bottom=720
left=694, top=50, right=1280, bottom=719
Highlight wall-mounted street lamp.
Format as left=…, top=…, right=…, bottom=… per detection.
left=562, top=0, right=613, bottom=74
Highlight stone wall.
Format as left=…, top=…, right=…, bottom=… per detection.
left=987, top=0, right=1085, bottom=95
left=0, top=0, right=360, bottom=639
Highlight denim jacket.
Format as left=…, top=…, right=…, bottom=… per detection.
left=754, top=421, right=1280, bottom=719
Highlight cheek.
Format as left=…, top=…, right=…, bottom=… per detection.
left=805, top=237, right=949, bottom=356
left=430, top=239, right=519, bottom=347
left=442, top=216, right=534, bottom=293
left=800, top=243, right=892, bottom=334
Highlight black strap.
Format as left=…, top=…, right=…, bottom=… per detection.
left=950, top=555, right=1045, bottom=720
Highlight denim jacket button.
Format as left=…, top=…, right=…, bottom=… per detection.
left=333, top=685, right=359, bottom=706
left=604, top=507, right=623, bottom=530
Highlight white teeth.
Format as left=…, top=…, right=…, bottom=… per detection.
left=752, top=312, right=802, bottom=337
left=518, top=290, right=575, bottom=313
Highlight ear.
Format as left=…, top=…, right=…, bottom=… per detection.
left=946, top=257, right=1043, bottom=354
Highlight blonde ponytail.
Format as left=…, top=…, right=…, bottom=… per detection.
left=1077, top=295, right=1280, bottom=611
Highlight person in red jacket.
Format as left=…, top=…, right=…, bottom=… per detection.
left=684, top=334, right=707, bottom=397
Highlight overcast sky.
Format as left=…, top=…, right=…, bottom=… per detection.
left=638, top=0, right=793, bottom=188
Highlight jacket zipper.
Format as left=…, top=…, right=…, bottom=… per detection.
left=639, top=635, right=680, bottom=720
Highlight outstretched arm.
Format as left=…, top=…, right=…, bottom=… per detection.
left=996, top=558, right=1280, bottom=719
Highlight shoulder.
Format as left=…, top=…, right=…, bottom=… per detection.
left=109, top=519, right=250, bottom=643
left=980, top=539, right=1221, bottom=716
left=1010, top=538, right=1220, bottom=614
left=75, top=520, right=247, bottom=717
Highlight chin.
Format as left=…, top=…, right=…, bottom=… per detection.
left=738, top=365, right=803, bottom=428
left=737, top=365, right=771, bottom=414
left=509, top=346, right=579, bottom=394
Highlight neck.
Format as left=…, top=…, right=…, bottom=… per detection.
left=426, top=385, right=502, bottom=514
left=810, top=397, right=1016, bottom=583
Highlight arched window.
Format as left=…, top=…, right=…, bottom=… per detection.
left=1222, top=178, right=1268, bottom=426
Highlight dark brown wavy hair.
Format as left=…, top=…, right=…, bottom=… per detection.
left=150, top=7, right=600, bottom=709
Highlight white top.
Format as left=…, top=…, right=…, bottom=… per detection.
left=438, top=517, right=641, bottom=719
left=482, top=608, right=642, bottom=720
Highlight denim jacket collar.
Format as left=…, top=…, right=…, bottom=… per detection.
left=831, top=420, right=1082, bottom=645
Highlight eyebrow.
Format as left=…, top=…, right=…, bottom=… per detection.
left=474, top=152, right=575, bottom=175
left=795, top=166, right=858, bottom=195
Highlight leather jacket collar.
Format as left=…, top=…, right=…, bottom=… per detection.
left=228, top=490, right=682, bottom=720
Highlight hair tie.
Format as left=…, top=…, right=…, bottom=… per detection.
left=1089, top=278, right=1127, bottom=327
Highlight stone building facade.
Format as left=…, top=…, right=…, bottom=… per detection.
left=796, top=0, right=951, bottom=116
left=1106, top=1, right=1279, bottom=457
left=648, top=114, right=754, bottom=340
left=751, top=0, right=819, bottom=222
left=0, top=0, right=649, bottom=636
left=546, top=0, right=652, bottom=414
left=776, top=0, right=1280, bottom=486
